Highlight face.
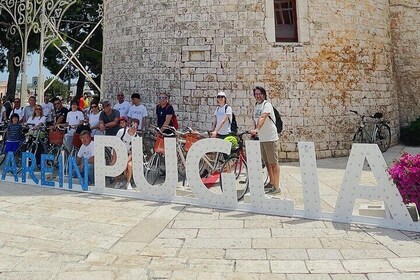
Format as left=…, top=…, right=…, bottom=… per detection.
left=11, top=117, right=18, bottom=124
left=35, top=106, right=42, bottom=115
left=216, top=95, right=225, bottom=104
left=71, top=103, right=78, bottom=111
left=254, top=89, right=265, bottom=103
left=131, top=97, right=140, bottom=105
left=14, top=99, right=21, bottom=108
left=103, top=103, right=112, bottom=113
left=119, top=119, right=127, bottom=128
left=44, top=96, right=49, bottom=103
left=117, top=93, right=124, bottom=102
left=80, top=134, right=91, bottom=146
left=131, top=121, right=138, bottom=130
left=28, top=97, right=36, bottom=106
left=158, top=94, right=168, bottom=105
left=91, top=103, right=99, bottom=111
left=54, top=100, right=62, bottom=109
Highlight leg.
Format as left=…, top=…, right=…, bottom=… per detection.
left=126, top=155, right=133, bottom=183
left=261, top=141, right=280, bottom=194
left=87, top=163, right=95, bottom=184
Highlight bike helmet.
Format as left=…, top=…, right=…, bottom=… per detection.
left=373, top=112, right=383, bottom=119
left=224, top=135, right=239, bottom=151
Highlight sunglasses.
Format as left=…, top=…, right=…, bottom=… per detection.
left=35, top=108, right=42, bottom=111
left=158, top=96, right=167, bottom=100
left=91, top=105, right=98, bottom=108
left=217, top=96, right=224, bottom=99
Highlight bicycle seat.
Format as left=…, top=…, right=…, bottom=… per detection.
left=373, top=112, right=383, bottom=119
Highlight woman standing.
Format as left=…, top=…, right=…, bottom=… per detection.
left=210, top=91, right=233, bottom=138
left=88, top=100, right=103, bottom=137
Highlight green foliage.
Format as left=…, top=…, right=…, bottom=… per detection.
left=401, top=118, right=420, bottom=146
left=44, top=77, right=68, bottom=100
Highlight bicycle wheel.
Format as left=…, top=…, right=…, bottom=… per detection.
left=261, top=162, right=269, bottom=186
left=145, top=153, right=160, bottom=185
left=46, top=146, right=62, bottom=178
left=220, top=156, right=249, bottom=201
left=375, top=124, right=391, bottom=152
left=177, top=148, right=187, bottom=178
left=0, top=139, right=5, bottom=166
left=352, top=129, right=367, bottom=144
left=16, top=143, right=37, bottom=173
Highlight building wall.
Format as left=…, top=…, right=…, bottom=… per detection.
left=390, top=0, right=420, bottom=127
left=103, top=0, right=410, bottom=160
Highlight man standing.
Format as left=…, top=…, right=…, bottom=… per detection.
left=52, top=97, right=69, bottom=125
left=42, top=95, right=54, bottom=126
left=250, top=86, right=281, bottom=194
left=113, top=92, right=131, bottom=118
left=8, top=98, right=24, bottom=122
left=156, top=92, right=175, bottom=133
left=128, top=93, right=147, bottom=130
left=23, top=96, right=36, bottom=123
left=99, top=100, right=120, bottom=136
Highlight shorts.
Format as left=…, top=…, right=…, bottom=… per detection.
left=260, top=141, right=279, bottom=165
left=4, top=141, right=20, bottom=154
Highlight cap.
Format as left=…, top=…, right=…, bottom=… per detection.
left=119, top=116, right=128, bottom=122
left=217, top=92, right=226, bottom=97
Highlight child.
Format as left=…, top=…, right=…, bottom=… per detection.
left=4, top=113, right=23, bottom=154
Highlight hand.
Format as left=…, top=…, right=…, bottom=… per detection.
left=210, top=131, right=217, bottom=138
left=99, top=123, right=105, bottom=131
left=250, top=129, right=258, bottom=136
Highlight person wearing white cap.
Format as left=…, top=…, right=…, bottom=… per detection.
left=210, top=91, right=233, bottom=138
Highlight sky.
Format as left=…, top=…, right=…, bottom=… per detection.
left=0, top=53, right=52, bottom=83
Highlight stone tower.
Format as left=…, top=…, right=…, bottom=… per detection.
left=102, top=0, right=419, bottom=159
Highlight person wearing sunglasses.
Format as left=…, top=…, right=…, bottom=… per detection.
left=113, top=92, right=131, bottom=118
left=8, top=98, right=24, bottom=123
left=26, top=105, right=46, bottom=127
left=52, top=97, right=68, bottom=126
left=88, top=100, right=103, bottom=137
left=156, top=92, right=176, bottom=134
left=210, top=91, right=233, bottom=139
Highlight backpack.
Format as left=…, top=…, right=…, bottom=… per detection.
left=263, top=101, right=283, bottom=134
left=222, top=105, right=238, bottom=134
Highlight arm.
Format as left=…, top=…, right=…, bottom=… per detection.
left=161, top=114, right=172, bottom=130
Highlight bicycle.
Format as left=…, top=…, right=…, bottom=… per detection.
left=13, top=123, right=49, bottom=173
left=350, top=110, right=391, bottom=152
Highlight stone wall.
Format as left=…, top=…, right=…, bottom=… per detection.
left=390, top=0, right=420, bottom=127
left=103, top=0, right=404, bottom=160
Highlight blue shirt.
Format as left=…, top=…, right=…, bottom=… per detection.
left=7, top=123, right=23, bottom=142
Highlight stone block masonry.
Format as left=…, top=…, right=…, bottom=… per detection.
left=102, top=0, right=419, bottom=160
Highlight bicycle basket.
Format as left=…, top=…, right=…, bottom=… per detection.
left=72, top=133, right=82, bottom=148
left=184, top=133, right=201, bottom=152
left=49, top=130, right=65, bottom=145
left=154, top=134, right=165, bottom=154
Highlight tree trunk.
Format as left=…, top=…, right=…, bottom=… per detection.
left=75, top=72, right=86, bottom=100
left=6, top=44, right=20, bottom=100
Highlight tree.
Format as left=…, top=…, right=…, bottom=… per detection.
left=44, top=77, right=68, bottom=100
left=0, top=5, right=40, bottom=101
left=43, top=0, right=102, bottom=100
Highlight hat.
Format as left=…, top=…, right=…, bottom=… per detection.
left=217, top=92, right=226, bottom=97
left=119, top=116, right=128, bottom=122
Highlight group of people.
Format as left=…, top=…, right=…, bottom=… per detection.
left=0, top=86, right=281, bottom=194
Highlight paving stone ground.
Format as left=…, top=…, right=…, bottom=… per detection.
left=0, top=145, right=419, bottom=279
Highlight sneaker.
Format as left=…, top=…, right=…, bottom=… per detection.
left=114, top=181, right=123, bottom=189
left=265, top=187, right=281, bottom=195
left=126, top=182, right=133, bottom=190
left=264, top=182, right=273, bottom=189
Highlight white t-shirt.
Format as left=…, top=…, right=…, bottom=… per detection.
left=27, top=116, right=46, bottom=127
left=42, top=102, right=54, bottom=122
left=128, top=104, right=148, bottom=129
left=253, top=101, right=279, bottom=142
left=88, top=111, right=103, bottom=136
left=9, top=107, right=24, bottom=121
left=113, top=101, right=131, bottom=118
left=77, top=141, right=95, bottom=159
left=214, top=105, right=232, bottom=136
left=66, top=110, right=85, bottom=134
left=23, top=106, right=34, bottom=122
left=116, top=127, right=136, bottom=153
